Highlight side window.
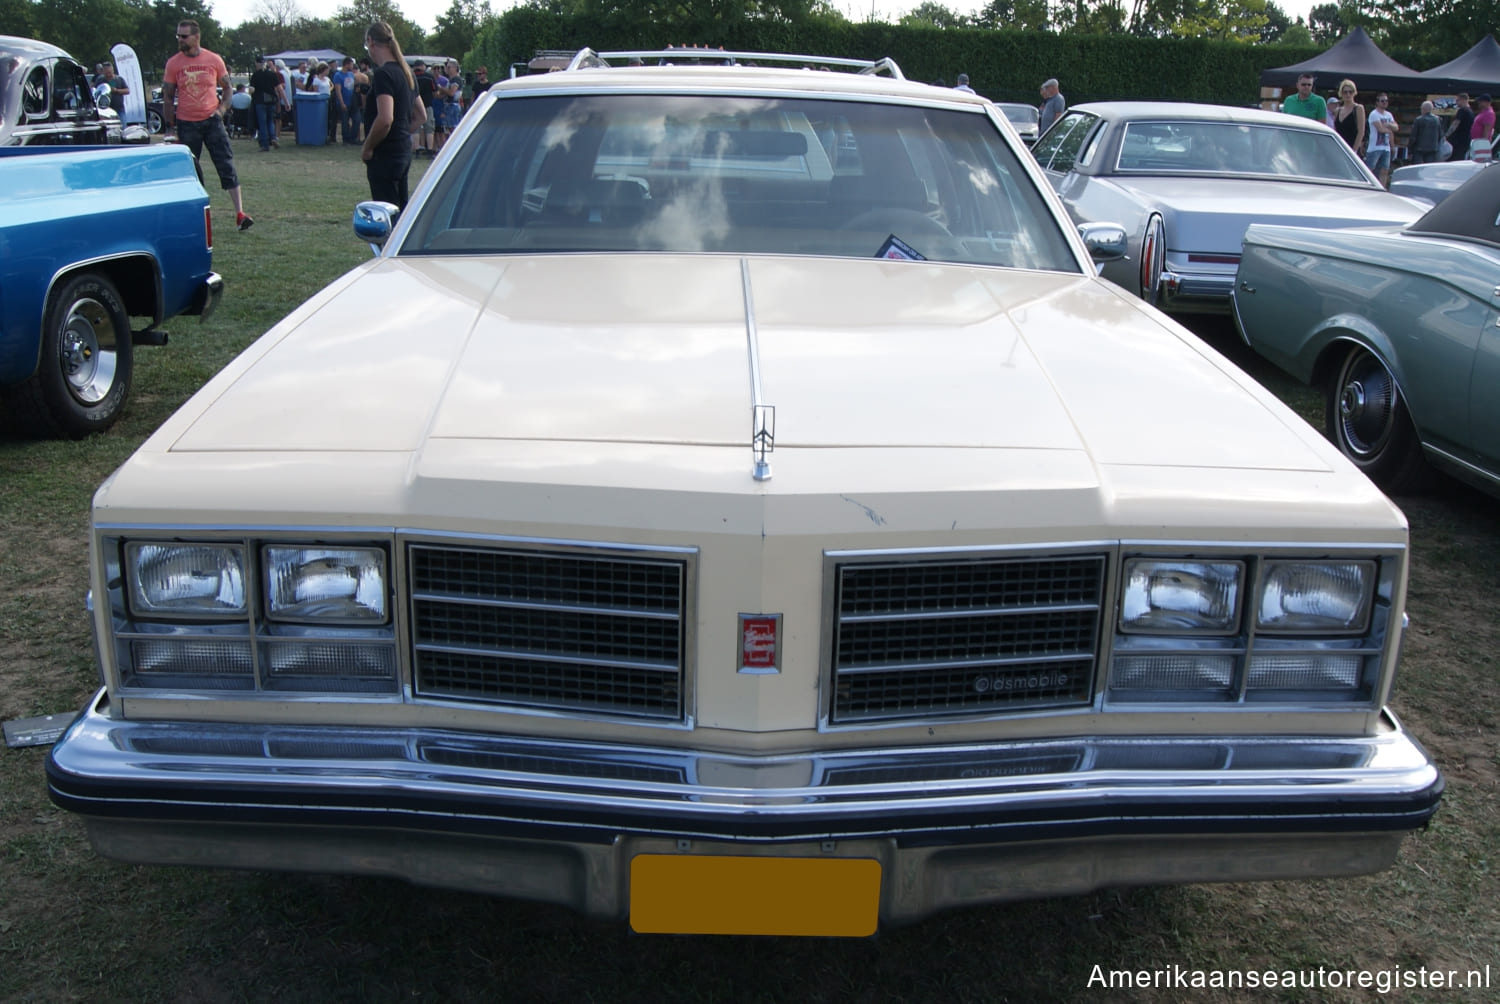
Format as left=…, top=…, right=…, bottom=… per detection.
left=1032, top=111, right=1095, bottom=172
left=1046, top=114, right=1098, bottom=173
left=22, top=65, right=48, bottom=118
left=53, top=61, right=83, bottom=114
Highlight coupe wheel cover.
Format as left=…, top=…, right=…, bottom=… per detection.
left=1337, top=350, right=1397, bottom=459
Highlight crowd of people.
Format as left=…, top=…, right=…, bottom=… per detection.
left=1282, top=72, right=1494, bottom=185
left=141, top=17, right=497, bottom=230
left=233, top=51, right=491, bottom=158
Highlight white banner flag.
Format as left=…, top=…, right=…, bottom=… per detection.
left=111, top=43, right=146, bottom=125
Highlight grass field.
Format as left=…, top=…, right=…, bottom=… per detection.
left=1, top=141, right=1496, bottom=1003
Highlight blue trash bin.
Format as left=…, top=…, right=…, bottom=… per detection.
left=294, top=92, right=328, bottom=146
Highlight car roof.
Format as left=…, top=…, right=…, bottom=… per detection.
left=1069, top=101, right=1329, bottom=131
left=0, top=35, right=73, bottom=62
left=1408, top=159, right=1500, bottom=248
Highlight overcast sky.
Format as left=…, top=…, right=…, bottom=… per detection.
left=207, top=0, right=1318, bottom=34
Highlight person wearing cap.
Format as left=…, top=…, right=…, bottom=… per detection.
left=249, top=54, right=285, bottom=151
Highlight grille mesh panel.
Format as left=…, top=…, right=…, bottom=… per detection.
left=831, top=554, right=1105, bottom=722
left=410, top=544, right=687, bottom=720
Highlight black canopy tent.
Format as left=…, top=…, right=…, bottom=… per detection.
left=1260, top=27, right=1427, bottom=95
left=1419, top=34, right=1500, bottom=94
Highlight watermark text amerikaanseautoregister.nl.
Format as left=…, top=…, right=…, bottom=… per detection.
left=1088, top=963, right=1491, bottom=993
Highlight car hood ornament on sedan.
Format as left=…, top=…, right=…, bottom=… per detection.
left=752, top=404, right=775, bottom=481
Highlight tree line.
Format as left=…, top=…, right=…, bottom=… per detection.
left=2, top=0, right=1491, bottom=79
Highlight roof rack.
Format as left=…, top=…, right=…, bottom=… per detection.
left=565, top=47, right=905, bottom=80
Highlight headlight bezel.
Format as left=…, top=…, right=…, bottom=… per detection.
left=1108, top=544, right=1400, bottom=707
left=108, top=532, right=396, bottom=697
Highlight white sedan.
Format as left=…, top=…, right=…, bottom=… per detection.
left=47, top=49, right=1441, bottom=937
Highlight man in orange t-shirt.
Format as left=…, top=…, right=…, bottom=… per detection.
left=162, top=19, right=252, bottom=231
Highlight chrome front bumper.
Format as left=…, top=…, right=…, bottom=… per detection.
left=48, top=691, right=1442, bottom=925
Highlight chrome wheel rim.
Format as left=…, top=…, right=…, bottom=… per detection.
left=1336, top=350, right=1396, bottom=460
left=58, top=297, right=119, bottom=406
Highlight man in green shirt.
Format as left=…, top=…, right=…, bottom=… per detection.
left=1282, top=73, right=1327, bottom=121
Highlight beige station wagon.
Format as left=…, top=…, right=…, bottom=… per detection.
left=47, top=49, right=1442, bottom=937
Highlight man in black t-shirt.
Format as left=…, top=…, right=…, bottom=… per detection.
left=1447, top=93, right=1475, bottom=161
left=249, top=55, right=285, bottom=151
left=361, top=24, right=416, bottom=208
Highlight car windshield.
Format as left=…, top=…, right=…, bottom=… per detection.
left=402, top=93, right=1080, bottom=272
left=1116, top=121, right=1368, bottom=182
left=998, top=104, right=1038, bottom=126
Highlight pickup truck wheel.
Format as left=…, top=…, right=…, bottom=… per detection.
left=2, top=274, right=133, bottom=439
left=1325, top=345, right=1427, bottom=494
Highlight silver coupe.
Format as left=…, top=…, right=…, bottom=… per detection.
left=1233, top=161, right=1500, bottom=497
left=1034, top=101, right=1427, bottom=314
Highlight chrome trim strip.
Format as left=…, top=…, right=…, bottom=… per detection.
left=833, top=652, right=1093, bottom=676
left=412, top=641, right=680, bottom=674
left=1424, top=443, right=1500, bottom=493
left=839, top=601, right=1102, bottom=623
left=742, top=258, right=773, bottom=482
left=51, top=693, right=1441, bottom=835
left=408, top=591, right=683, bottom=621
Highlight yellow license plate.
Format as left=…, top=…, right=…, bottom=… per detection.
left=629, top=854, right=881, bottom=937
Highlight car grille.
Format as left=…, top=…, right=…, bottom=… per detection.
left=408, top=543, right=688, bottom=721
left=829, top=553, right=1106, bottom=723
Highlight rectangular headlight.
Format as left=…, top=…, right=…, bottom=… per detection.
left=265, top=546, right=387, bottom=623
left=126, top=543, right=247, bottom=618
left=1256, top=560, right=1374, bottom=634
left=1120, top=558, right=1242, bottom=634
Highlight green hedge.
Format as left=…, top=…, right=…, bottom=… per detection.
left=470, top=12, right=1320, bottom=106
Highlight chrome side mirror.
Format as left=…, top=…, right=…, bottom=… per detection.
left=1078, top=222, right=1128, bottom=263
left=353, top=201, right=399, bottom=255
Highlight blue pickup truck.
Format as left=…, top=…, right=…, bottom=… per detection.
left=0, top=144, right=222, bottom=437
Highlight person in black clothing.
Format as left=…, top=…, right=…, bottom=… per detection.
left=249, top=55, right=285, bottom=151
left=411, top=60, right=437, bottom=157
left=1447, top=93, right=1475, bottom=161
left=361, top=20, right=422, bottom=208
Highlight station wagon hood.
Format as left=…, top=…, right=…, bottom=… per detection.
left=1107, top=177, right=1425, bottom=252
left=165, top=254, right=1329, bottom=476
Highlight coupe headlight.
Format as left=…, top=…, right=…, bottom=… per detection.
left=1256, top=560, right=1374, bottom=634
left=265, top=546, right=388, bottom=623
left=1120, top=559, right=1241, bottom=633
left=126, top=543, right=247, bottom=617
